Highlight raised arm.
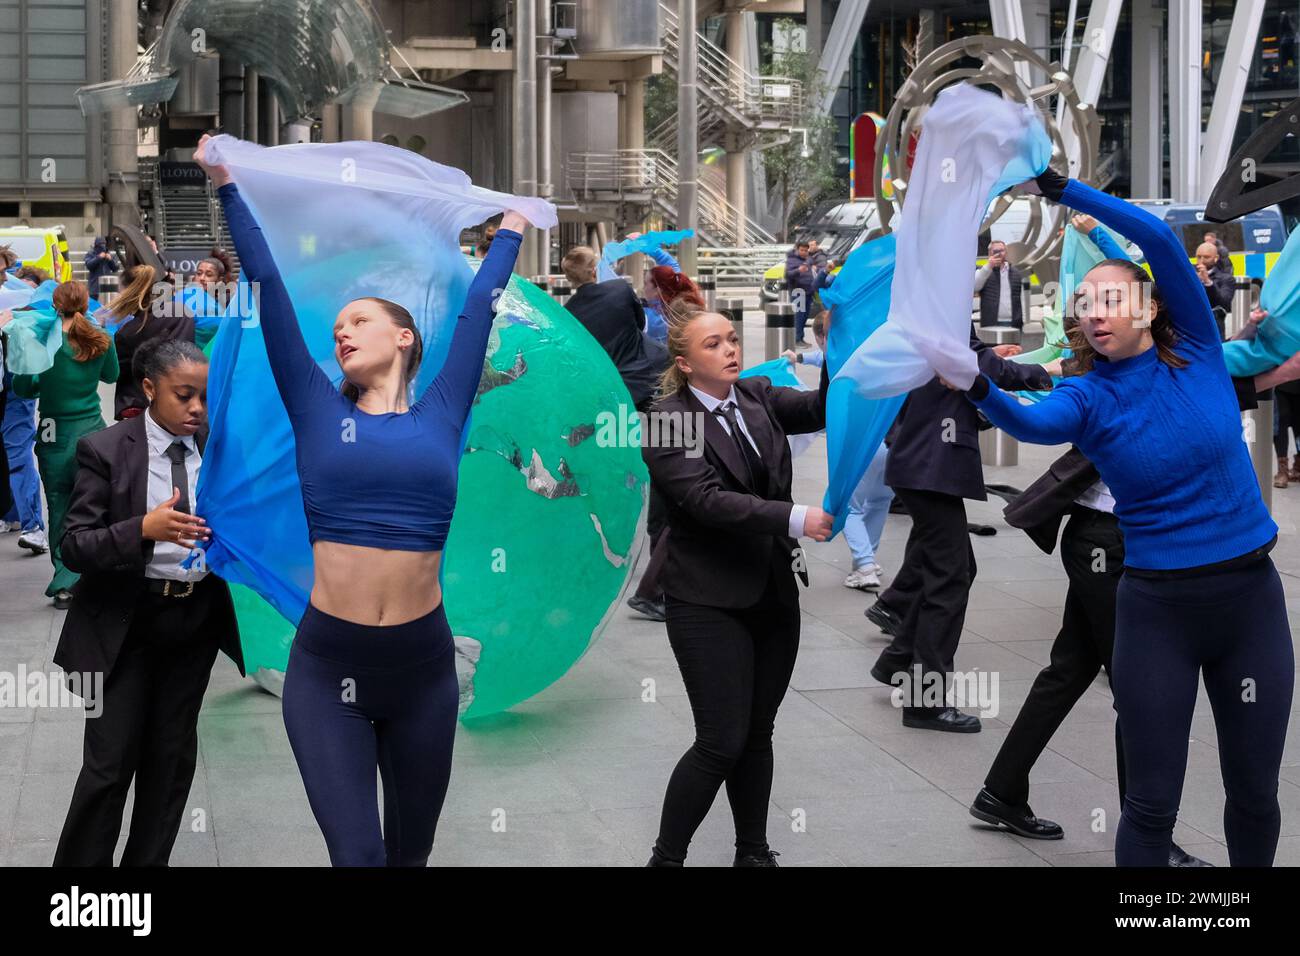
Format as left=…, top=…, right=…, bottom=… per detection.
left=1041, top=171, right=1219, bottom=354
left=966, top=374, right=1087, bottom=447
left=195, top=136, right=335, bottom=417
left=215, top=182, right=336, bottom=415
left=1088, top=226, right=1130, bottom=262
left=417, top=221, right=523, bottom=425
left=646, top=246, right=680, bottom=270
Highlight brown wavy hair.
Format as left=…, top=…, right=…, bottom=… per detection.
left=107, top=263, right=159, bottom=328
left=339, top=298, right=424, bottom=406
left=1065, top=259, right=1188, bottom=374
left=52, top=281, right=110, bottom=362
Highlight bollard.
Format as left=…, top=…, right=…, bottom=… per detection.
left=975, top=324, right=1022, bottom=466
left=530, top=275, right=550, bottom=293
left=550, top=279, right=572, bottom=307
left=96, top=273, right=120, bottom=310
left=1233, top=276, right=1273, bottom=511
left=777, top=277, right=791, bottom=306
left=764, top=300, right=795, bottom=361
left=716, top=296, right=745, bottom=368
left=698, top=271, right=717, bottom=312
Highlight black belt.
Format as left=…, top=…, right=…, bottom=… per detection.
left=143, top=577, right=202, bottom=598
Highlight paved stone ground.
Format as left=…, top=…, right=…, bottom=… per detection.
left=2, top=318, right=1299, bottom=867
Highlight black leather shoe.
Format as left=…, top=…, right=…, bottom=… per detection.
left=52, top=589, right=73, bottom=610
left=627, top=595, right=666, bottom=622
left=645, top=848, right=683, bottom=867
left=902, top=706, right=981, bottom=733
left=1169, top=843, right=1213, bottom=867
left=865, top=599, right=901, bottom=636
left=734, top=848, right=780, bottom=867
left=969, top=787, right=1063, bottom=839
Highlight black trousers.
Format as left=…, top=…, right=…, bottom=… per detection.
left=654, top=558, right=801, bottom=861
left=54, top=577, right=223, bottom=867
left=985, top=506, right=1127, bottom=806
left=874, top=488, right=975, bottom=706
left=1274, top=388, right=1300, bottom=461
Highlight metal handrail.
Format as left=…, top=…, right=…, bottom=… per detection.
left=658, top=2, right=803, bottom=127
left=567, top=149, right=777, bottom=246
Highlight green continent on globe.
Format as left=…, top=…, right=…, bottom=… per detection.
left=229, top=271, right=649, bottom=719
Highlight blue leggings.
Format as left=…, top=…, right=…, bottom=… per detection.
left=1113, top=557, right=1293, bottom=866
left=281, top=603, right=459, bottom=866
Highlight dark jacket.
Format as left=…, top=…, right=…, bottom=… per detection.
left=643, top=364, right=828, bottom=609
left=885, top=324, right=1052, bottom=500
left=111, top=309, right=195, bottom=419
left=976, top=262, right=1024, bottom=327
left=565, top=279, right=662, bottom=407
left=1004, top=376, right=1263, bottom=553
left=785, top=249, right=814, bottom=290
left=1203, top=262, right=1235, bottom=318
left=83, top=238, right=118, bottom=297
left=54, top=414, right=244, bottom=680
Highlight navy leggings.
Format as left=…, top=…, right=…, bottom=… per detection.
left=281, top=603, right=460, bottom=866
left=1112, top=557, right=1294, bottom=866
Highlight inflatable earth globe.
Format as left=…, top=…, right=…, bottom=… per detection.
left=223, top=272, right=649, bottom=720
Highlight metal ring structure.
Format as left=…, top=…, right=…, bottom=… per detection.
left=872, top=35, right=1100, bottom=274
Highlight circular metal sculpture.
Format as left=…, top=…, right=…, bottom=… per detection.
left=873, top=36, right=1101, bottom=273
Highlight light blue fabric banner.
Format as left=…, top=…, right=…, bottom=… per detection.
left=1223, top=224, right=1300, bottom=377
left=597, top=229, right=691, bottom=283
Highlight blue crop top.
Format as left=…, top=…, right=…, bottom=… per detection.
left=217, top=182, right=521, bottom=552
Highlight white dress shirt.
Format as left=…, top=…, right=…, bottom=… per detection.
left=997, top=266, right=1013, bottom=320
left=143, top=409, right=207, bottom=581
left=689, top=383, right=809, bottom=538
left=1074, top=479, right=1116, bottom=515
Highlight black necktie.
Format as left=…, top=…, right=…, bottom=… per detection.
left=715, top=402, right=766, bottom=490
left=165, top=440, right=191, bottom=515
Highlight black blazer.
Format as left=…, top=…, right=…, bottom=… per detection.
left=1004, top=376, right=1263, bottom=554
left=885, top=325, right=1052, bottom=500
left=53, top=414, right=244, bottom=680
left=565, top=279, right=662, bottom=407
left=643, top=365, right=828, bottom=609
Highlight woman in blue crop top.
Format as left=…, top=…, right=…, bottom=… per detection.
left=963, top=167, right=1293, bottom=867
left=196, top=134, right=531, bottom=867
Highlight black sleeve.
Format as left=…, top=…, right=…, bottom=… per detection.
left=1232, top=376, right=1259, bottom=412
left=61, top=437, right=149, bottom=574
left=766, top=361, right=829, bottom=436
left=970, top=325, right=1052, bottom=392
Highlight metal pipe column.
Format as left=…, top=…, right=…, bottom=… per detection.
left=514, top=0, right=539, bottom=277
left=676, top=0, right=699, bottom=276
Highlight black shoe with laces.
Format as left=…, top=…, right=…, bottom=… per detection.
left=902, top=706, right=981, bottom=733
left=1168, top=843, right=1214, bottom=867
left=969, top=787, right=1063, bottom=839
left=734, top=847, right=780, bottom=867
left=865, top=599, right=902, bottom=636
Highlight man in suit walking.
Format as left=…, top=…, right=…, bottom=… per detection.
left=867, top=325, right=1052, bottom=732
left=53, top=337, right=244, bottom=866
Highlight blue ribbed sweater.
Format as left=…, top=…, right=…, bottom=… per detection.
left=972, top=179, right=1276, bottom=571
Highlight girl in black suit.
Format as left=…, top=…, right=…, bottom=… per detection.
left=641, top=308, right=831, bottom=866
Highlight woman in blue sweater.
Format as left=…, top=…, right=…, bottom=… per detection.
left=195, top=134, right=529, bottom=866
left=964, top=167, right=1293, bottom=867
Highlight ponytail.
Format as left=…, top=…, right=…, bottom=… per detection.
left=52, top=281, right=109, bottom=362
left=107, top=264, right=158, bottom=329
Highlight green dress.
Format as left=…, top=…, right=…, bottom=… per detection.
left=13, top=338, right=119, bottom=596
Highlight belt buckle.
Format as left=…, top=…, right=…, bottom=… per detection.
left=163, top=580, right=194, bottom=598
